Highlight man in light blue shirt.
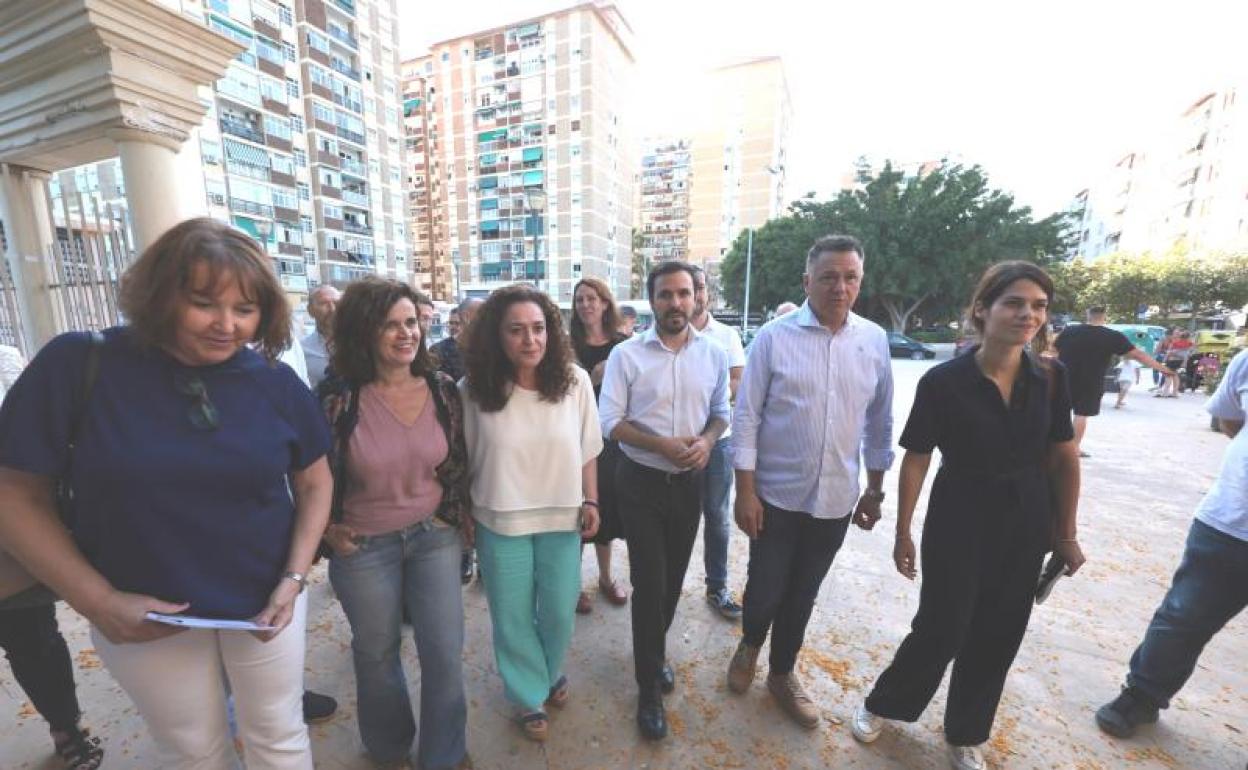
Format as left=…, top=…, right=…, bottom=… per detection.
left=726, top=234, right=895, bottom=729
left=1096, top=348, right=1248, bottom=738
left=599, top=260, right=730, bottom=741
left=690, top=265, right=748, bottom=621
left=301, top=284, right=340, bottom=390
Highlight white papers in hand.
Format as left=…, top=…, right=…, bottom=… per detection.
left=144, top=612, right=276, bottom=631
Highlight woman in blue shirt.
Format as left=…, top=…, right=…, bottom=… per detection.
left=0, top=218, right=333, bottom=770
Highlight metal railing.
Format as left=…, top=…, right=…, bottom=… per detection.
left=0, top=189, right=138, bottom=355
left=220, top=118, right=264, bottom=144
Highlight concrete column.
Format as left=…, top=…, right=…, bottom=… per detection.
left=0, top=164, right=59, bottom=350
left=109, top=128, right=187, bottom=253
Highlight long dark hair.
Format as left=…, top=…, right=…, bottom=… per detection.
left=331, top=277, right=435, bottom=386
left=463, top=285, right=576, bottom=412
left=570, top=277, right=623, bottom=362
left=965, top=261, right=1056, bottom=355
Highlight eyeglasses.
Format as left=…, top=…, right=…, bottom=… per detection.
left=173, top=372, right=220, bottom=431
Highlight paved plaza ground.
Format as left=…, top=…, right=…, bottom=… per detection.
left=3, top=354, right=1245, bottom=769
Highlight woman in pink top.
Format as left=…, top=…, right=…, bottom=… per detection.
left=317, top=278, right=470, bottom=770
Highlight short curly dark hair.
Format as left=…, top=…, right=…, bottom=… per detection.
left=463, top=285, right=575, bottom=412
left=331, top=277, right=435, bottom=386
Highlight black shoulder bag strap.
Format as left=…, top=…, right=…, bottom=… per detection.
left=57, top=330, right=105, bottom=528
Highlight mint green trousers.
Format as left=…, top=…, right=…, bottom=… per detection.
left=475, top=525, right=582, bottom=709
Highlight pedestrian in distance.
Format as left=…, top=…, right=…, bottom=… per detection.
left=0, top=217, right=334, bottom=770
left=1115, top=355, right=1141, bottom=408
left=1055, top=306, right=1172, bottom=456
left=852, top=261, right=1085, bottom=770
left=569, top=277, right=631, bottom=613
left=598, top=260, right=730, bottom=740
left=726, top=234, right=894, bottom=728
left=1095, top=348, right=1248, bottom=739
left=317, top=278, right=471, bottom=770
left=460, top=285, right=602, bottom=743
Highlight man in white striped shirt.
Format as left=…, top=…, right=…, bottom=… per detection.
left=726, top=234, right=895, bottom=728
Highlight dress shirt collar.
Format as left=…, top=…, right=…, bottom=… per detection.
left=795, top=301, right=862, bottom=332
left=641, top=322, right=702, bottom=352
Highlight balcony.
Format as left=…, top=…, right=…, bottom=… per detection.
left=220, top=117, right=264, bottom=144
left=327, top=26, right=358, bottom=50
left=342, top=189, right=369, bottom=207
left=340, top=157, right=367, bottom=177
left=337, top=126, right=365, bottom=146
left=330, top=59, right=361, bottom=82
left=229, top=198, right=275, bottom=218
left=343, top=220, right=373, bottom=235
left=330, top=0, right=355, bottom=15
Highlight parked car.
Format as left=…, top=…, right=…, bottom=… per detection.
left=888, top=332, right=936, bottom=360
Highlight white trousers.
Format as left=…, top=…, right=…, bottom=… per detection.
left=92, top=594, right=312, bottom=770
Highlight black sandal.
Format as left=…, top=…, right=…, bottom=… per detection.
left=53, top=725, right=103, bottom=770
left=546, top=674, right=570, bottom=708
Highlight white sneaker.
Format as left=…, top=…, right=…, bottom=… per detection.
left=947, top=743, right=987, bottom=770
left=850, top=702, right=884, bottom=743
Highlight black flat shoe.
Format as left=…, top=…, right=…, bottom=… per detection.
left=636, top=691, right=667, bottom=741
left=461, top=550, right=475, bottom=584
left=657, top=662, right=675, bottom=694
left=302, top=690, right=337, bottom=724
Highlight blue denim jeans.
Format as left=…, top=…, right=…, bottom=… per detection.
left=328, top=520, right=467, bottom=769
left=702, top=436, right=734, bottom=592
left=1127, top=519, right=1248, bottom=708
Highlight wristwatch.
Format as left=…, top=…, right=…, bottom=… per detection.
left=282, top=571, right=307, bottom=592
left=862, top=488, right=886, bottom=503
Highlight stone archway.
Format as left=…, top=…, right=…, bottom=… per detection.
left=0, top=0, right=242, bottom=351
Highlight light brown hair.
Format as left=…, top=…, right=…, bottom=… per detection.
left=118, top=217, right=291, bottom=361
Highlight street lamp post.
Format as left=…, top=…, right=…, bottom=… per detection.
left=523, top=188, right=547, bottom=291
left=742, top=227, right=754, bottom=336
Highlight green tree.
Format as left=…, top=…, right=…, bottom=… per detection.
left=720, top=163, right=1071, bottom=330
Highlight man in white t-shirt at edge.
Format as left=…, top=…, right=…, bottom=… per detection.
left=1094, top=348, right=1248, bottom=739
left=301, top=284, right=341, bottom=390
left=690, top=265, right=747, bottom=620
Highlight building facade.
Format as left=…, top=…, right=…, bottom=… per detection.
left=636, top=137, right=692, bottom=265
left=402, top=2, right=637, bottom=303
left=1071, top=87, right=1248, bottom=260
left=50, top=0, right=409, bottom=301
left=685, top=57, right=790, bottom=284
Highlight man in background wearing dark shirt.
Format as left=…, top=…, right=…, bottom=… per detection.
left=1056, top=307, right=1172, bottom=456
left=431, top=297, right=483, bottom=384
left=431, top=296, right=484, bottom=584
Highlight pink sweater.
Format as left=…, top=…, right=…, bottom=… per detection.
left=343, top=385, right=448, bottom=535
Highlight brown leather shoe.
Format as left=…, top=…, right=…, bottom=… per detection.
left=727, top=640, right=760, bottom=694
left=767, top=673, right=819, bottom=729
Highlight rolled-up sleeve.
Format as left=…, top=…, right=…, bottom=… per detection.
left=598, top=346, right=628, bottom=440
left=731, top=329, right=770, bottom=471
left=1207, top=350, right=1248, bottom=421
left=861, top=334, right=896, bottom=471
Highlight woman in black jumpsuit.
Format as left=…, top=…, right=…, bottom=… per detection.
left=851, top=261, right=1085, bottom=770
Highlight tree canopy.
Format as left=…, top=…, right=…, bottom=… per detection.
left=720, top=161, right=1072, bottom=330
left=1050, top=248, right=1248, bottom=324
